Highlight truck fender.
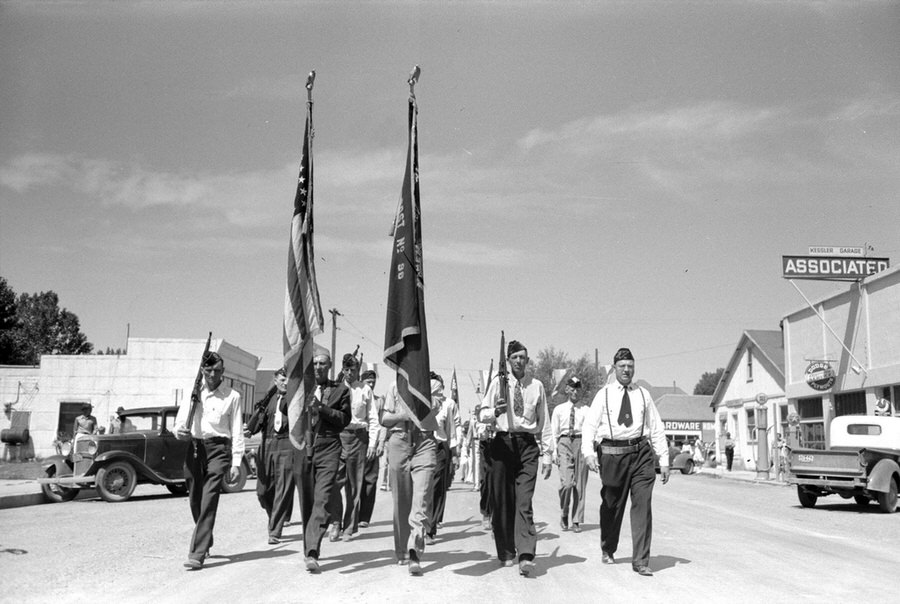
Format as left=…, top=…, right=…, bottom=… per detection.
left=867, top=458, right=900, bottom=493
left=91, top=450, right=159, bottom=481
left=40, top=454, right=74, bottom=478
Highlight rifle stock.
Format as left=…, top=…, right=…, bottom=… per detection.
left=186, top=332, right=213, bottom=430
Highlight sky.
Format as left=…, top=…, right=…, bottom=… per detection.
left=2, top=1, right=899, bottom=410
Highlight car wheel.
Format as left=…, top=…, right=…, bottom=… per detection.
left=41, top=472, right=80, bottom=503
left=876, top=477, right=898, bottom=514
left=96, top=461, right=138, bottom=502
left=853, top=495, right=870, bottom=506
left=797, top=486, right=817, bottom=508
left=681, top=460, right=694, bottom=475
left=166, top=482, right=188, bottom=496
left=221, top=462, right=248, bottom=494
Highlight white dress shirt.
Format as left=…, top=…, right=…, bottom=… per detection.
left=174, top=382, right=245, bottom=467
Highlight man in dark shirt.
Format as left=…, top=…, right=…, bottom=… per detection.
left=294, top=352, right=351, bottom=572
left=246, top=367, right=294, bottom=544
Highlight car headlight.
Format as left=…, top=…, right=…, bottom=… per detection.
left=85, top=440, right=98, bottom=456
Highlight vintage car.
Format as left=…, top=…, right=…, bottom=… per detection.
left=39, top=406, right=254, bottom=503
left=655, top=443, right=698, bottom=475
left=789, top=415, right=900, bottom=513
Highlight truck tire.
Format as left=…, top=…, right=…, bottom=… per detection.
left=41, top=480, right=80, bottom=503
left=681, top=460, right=694, bottom=475
left=797, top=486, right=817, bottom=508
left=876, top=478, right=898, bottom=513
left=96, top=461, right=138, bottom=502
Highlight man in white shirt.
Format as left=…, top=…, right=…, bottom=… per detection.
left=174, top=351, right=245, bottom=570
left=582, top=348, right=669, bottom=577
left=479, top=339, right=553, bottom=577
left=425, top=372, right=458, bottom=544
left=550, top=375, right=590, bottom=533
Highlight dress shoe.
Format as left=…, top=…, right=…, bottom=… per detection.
left=425, top=534, right=436, bottom=546
left=358, top=521, right=369, bottom=529
left=500, top=559, right=515, bottom=568
left=482, top=517, right=492, bottom=531
left=560, top=517, right=569, bottom=531
left=408, top=559, right=422, bottom=575
left=328, top=524, right=340, bottom=542
left=602, top=551, right=615, bottom=565
left=518, top=559, right=535, bottom=577
left=632, top=564, right=653, bottom=576
left=305, top=557, right=320, bottom=572
left=183, top=557, right=203, bottom=570
left=268, top=536, right=280, bottom=545
left=572, top=523, right=581, bottom=533
left=341, top=531, right=352, bottom=542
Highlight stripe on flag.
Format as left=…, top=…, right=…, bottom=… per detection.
left=285, top=99, right=324, bottom=451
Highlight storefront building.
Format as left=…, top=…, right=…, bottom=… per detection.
left=654, top=394, right=714, bottom=447
left=710, top=330, right=786, bottom=472
left=782, top=264, right=900, bottom=450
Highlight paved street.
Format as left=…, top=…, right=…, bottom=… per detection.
left=1, top=471, right=896, bottom=603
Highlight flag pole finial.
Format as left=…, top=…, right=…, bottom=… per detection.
left=306, top=71, right=316, bottom=102
left=408, top=65, right=421, bottom=99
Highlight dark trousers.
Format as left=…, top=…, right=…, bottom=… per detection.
left=327, top=429, right=368, bottom=535
left=295, top=435, right=341, bottom=558
left=427, top=441, right=451, bottom=536
left=256, top=436, right=296, bottom=539
left=725, top=447, right=735, bottom=471
left=489, top=432, right=539, bottom=562
left=184, top=438, right=230, bottom=559
left=359, top=452, right=380, bottom=524
left=479, top=439, right=493, bottom=518
left=598, top=440, right=656, bottom=567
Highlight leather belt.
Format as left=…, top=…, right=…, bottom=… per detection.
left=599, top=436, right=647, bottom=455
left=560, top=434, right=582, bottom=439
left=195, top=436, right=229, bottom=445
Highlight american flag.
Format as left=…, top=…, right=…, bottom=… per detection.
left=285, top=92, right=324, bottom=452
left=383, top=95, right=438, bottom=431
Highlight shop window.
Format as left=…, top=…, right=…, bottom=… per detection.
left=834, top=390, right=866, bottom=417
left=746, top=408, right=757, bottom=442
left=797, top=396, right=824, bottom=450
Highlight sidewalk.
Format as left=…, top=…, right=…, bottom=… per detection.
left=695, top=465, right=791, bottom=487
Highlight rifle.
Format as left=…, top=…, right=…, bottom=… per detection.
left=185, top=332, right=213, bottom=434
left=494, top=331, right=509, bottom=421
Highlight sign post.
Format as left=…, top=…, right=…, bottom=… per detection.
left=755, top=393, right=770, bottom=480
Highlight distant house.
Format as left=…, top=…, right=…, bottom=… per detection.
left=709, top=329, right=786, bottom=472
left=654, top=394, right=714, bottom=446
left=0, top=337, right=259, bottom=459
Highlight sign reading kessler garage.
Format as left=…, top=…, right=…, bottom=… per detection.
left=805, top=361, right=836, bottom=391
left=782, top=256, right=889, bottom=280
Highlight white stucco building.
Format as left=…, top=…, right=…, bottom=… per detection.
left=0, top=337, right=259, bottom=459
left=782, top=264, right=900, bottom=449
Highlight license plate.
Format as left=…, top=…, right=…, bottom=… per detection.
left=797, top=454, right=814, bottom=463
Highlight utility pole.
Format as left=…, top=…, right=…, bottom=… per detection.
left=329, top=308, right=341, bottom=379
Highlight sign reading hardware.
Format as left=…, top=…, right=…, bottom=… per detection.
left=782, top=256, right=889, bottom=280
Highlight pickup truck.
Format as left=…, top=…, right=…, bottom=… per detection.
left=789, top=415, right=900, bottom=513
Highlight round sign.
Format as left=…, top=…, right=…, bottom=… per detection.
left=755, top=393, right=768, bottom=405
left=787, top=412, right=800, bottom=427
left=805, top=361, right=835, bottom=391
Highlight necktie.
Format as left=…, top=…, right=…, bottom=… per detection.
left=568, top=404, right=576, bottom=437
left=513, top=382, right=524, bottom=416
left=618, top=387, right=633, bottom=427
left=273, top=394, right=283, bottom=432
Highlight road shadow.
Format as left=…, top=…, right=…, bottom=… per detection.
left=448, top=545, right=587, bottom=578
left=609, top=553, right=691, bottom=572
left=317, top=548, right=406, bottom=574
left=794, top=501, right=888, bottom=514
left=203, top=548, right=297, bottom=567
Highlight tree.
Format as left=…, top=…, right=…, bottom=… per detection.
left=0, top=277, right=18, bottom=363
left=530, top=346, right=604, bottom=415
left=7, top=290, right=93, bottom=364
left=693, top=368, right=724, bottom=395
